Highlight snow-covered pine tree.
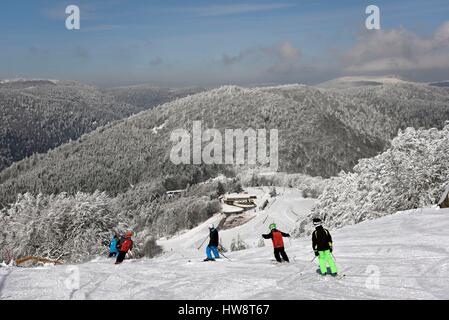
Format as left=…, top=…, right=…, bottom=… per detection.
left=230, top=234, right=249, bottom=251
left=0, top=191, right=117, bottom=263
left=294, top=125, right=449, bottom=236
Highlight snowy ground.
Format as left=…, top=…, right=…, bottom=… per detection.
left=160, top=187, right=314, bottom=251
left=1, top=187, right=448, bottom=300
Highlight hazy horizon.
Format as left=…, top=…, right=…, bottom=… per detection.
left=2, top=0, right=449, bottom=87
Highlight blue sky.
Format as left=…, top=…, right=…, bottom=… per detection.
left=1, top=0, right=449, bottom=87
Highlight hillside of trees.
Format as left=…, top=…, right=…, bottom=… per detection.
left=0, top=178, right=238, bottom=263
left=0, top=84, right=386, bottom=206
left=1, top=81, right=449, bottom=207
left=294, top=124, right=449, bottom=236
left=0, top=80, right=139, bottom=172
left=0, top=80, right=204, bottom=172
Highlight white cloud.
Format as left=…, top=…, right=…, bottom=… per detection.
left=343, top=21, right=449, bottom=72
left=278, top=42, right=300, bottom=60
left=222, top=41, right=301, bottom=66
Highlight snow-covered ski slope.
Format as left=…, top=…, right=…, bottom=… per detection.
left=1, top=188, right=448, bottom=300
left=160, top=187, right=315, bottom=252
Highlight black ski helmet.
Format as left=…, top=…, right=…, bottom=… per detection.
left=312, top=217, right=322, bottom=226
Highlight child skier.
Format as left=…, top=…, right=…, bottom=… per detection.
left=108, top=234, right=119, bottom=258
left=312, top=218, right=338, bottom=276
left=204, top=224, right=220, bottom=261
left=115, top=231, right=133, bottom=265
left=262, top=223, right=290, bottom=263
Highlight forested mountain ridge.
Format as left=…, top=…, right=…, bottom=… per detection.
left=0, top=80, right=205, bottom=172
left=1, top=80, right=448, bottom=208
left=0, top=80, right=140, bottom=171
left=0, top=84, right=388, bottom=206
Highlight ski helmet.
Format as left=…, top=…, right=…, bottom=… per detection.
left=209, top=224, right=215, bottom=229
left=125, top=231, right=133, bottom=237
left=269, top=223, right=277, bottom=230
left=312, top=218, right=322, bottom=227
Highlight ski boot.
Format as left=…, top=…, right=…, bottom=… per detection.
left=203, top=258, right=216, bottom=262
left=316, top=269, right=326, bottom=276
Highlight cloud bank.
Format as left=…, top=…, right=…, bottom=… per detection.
left=343, top=21, right=449, bottom=72
left=222, top=41, right=301, bottom=66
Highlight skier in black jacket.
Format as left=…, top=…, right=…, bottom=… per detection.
left=312, top=218, right=338, bottom=276
left=204, top=224, right=220, bottom=261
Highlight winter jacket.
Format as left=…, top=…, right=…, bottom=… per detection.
left=208, top=228, right=219, bottom=247
left=312, top=226, right=333, bottom=253
left=118, top=237, right=133, bottom=253
left=109, top=237, right=119, bottom=254
left=262, top=229, right=290, bottom=248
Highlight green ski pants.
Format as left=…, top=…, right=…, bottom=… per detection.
left=318, top=250, right=337, bottom=274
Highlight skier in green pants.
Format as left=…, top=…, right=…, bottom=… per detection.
left=312, top=217, right=338, bottom=276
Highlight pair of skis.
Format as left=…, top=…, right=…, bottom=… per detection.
left=297, top=271, right=346, bottom=279
left=200, top=249, right=231, bottom=262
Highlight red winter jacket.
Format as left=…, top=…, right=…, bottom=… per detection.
left=272, top=231, right=284, bottom=248
left=262, top=229, right=290, bottom=248
left=119, top=237, right=133, bottom=253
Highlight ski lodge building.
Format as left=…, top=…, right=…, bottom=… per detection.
left=220, top=193, right=257, bottom=214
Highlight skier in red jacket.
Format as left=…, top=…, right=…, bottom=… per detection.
left=115, top=231, right=134, bottom=265
left=262, top=223, right=291, bottom=263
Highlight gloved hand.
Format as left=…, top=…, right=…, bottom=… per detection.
left=314, top=251, right=319, bottom=257
left=329, top=247, right=333, bottom=253
left=286, top=234, right=291, bottom=237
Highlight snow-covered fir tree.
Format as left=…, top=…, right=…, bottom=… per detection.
left=295, top=124, right=449, bottom=236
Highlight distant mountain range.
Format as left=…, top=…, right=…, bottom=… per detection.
left=104, top=85, right=205, bottom=111
left=0, top=76, right=448, bottom=206
left=317, top=75, right=410, bottom=89
left=429, top=81, right=449, bottom=87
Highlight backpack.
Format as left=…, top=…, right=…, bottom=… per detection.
left=120, top=238, right=133, bottom=252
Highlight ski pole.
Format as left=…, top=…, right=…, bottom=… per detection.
left=219, top=251, right=231, bottom=260
left=331, top=252, right=337, bottom=262
left=197, top=235, right=209, bottom=250
left=311, top=256, right=317, bottom=263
